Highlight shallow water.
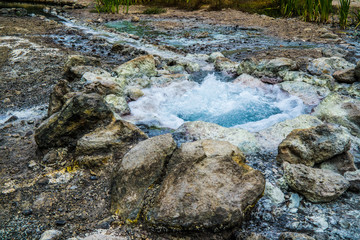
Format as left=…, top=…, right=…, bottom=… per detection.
left=123, top=74, right=306, bottom=132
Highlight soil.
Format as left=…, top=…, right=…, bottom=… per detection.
left=0, top=3, right=359, bottom=240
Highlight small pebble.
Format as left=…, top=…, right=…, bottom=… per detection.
left=55, top=220, right=66, bottom=226
left=90, top=176, right=98, bottom=180
left=23, top=209, right=33, bottom=216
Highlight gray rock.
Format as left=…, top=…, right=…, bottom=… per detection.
left=35, top=93, right=113, bottom=149
left=63, top=55, right=101, bottom=80
left=113, top=55, right=157, bottom=79
left=333, top=68, right=357, bottom=84
left=288, top=193, right=302, bottom=209
left=307, top=57, right=355, bottom=76
left=312, top=93, right=360, bottom=137
left=283, top=162, right=349, bottom=202
left=40, top=230, right=62, bottom=240
left=214, top=56, right=239, bottom=73
left=111, top=134, right=176, bottom=222
left=76, top=120, right=148, bottom=167
left=280, top=71, right=334, bottom=89
left=279, top=81, right=330, bottom=105
left=344, top=170, right=360, bottom=192
left=320, top=152, right=357, bottom=175
left=208, top=52, right=224, bottom=62
left=104, top=94, right=130, bottom=116
left=145, top=140, right=265, bottom=231
left=48, top=79, right=71, bottom=117
left=237, top=58, right=257, bottom=75
left=279, top=232, right=315, bottom=240
left=264, top=181, right=285, bottom=204
left=253, top=58, right=297, bottom=78
left=277, top=124, right=351, bottom=167
left=256, top=115, right=323, bottom=151
left=174, top=121, right=259, bottom=154
left=355, top=60, right=360, bottom=81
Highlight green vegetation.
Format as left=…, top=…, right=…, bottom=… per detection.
left=339, top=0, right=351, bottom=28
left=279, top=0, right=333, bottom=22
left=143, top=6, right=167, bottom=14
left=353, top=9, right=360, bottom=28
left=95, top=0, right=134, bottom=13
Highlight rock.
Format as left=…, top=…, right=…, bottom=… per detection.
left=145, top=140, right=265, bottom=231
left=66, top=66, right=108, bottom=81
left=256, top=115, right=323, bottom=151
left=279, top=232, right=315, bottom=240
left=322, top=47, right=349, bottom=58
left=84, top=79, right=124, bottom=96
left=63, top=55, right=101, bottom=80
left=208, top=52, right=224, bottom=62
left=355, top=61, right=360, bottom=80
left=245, top=233, right=268, bottom=240
left=35, top=93, right=113, bottom=149
left=81, top=70, right=113, bottom=82
left=131, top=16, right=140, bottom=22
left=288, top=193, right=302, bottom=209
left=307, top=57, right=355, bottom=76
left=111, top=134, right=176, bottom=221
left=320, top=152, right=357, bottom=175
left=233, top=74, right=267, bottom=89
left=174, top=121, right=259, bottom=154
left=237, top=58, right=257, bottom=75
left=283, top=162, right=349, bottom=202
left=280, top=71, right=334, bottom=89
left=40, top=230, right=62, bottom=240
left=279, top=81, right=330, bottom=105
left=320, top=32, right=339, bottom=39
left=76, top=119, right=148, bottom=167
left=276, top=124, right=351, bottom=167
left=333, top=68, right=357, bottom=84
left=214, top=56, right=239, bottom=73
left=264, top=181, right=285, bottom=204
left=113, top=55, right=157, bottom=79
left=104, top=94, right=130, bottom=116
left=312, top=93, right=360, bottom=137
left=344, top=170, right=360, bottom=192
left=127, top=87, right=144, bottom=101
left=42, top=148, right=68, bottom=165
left=253, top=58, right=297, bottom=78
left=184, top=61, right=200, bottom=73
left=165, top=64, right=185, bottom=74
left=48, top=79, right=71, bottom=117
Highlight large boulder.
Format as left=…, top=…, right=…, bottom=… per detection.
left=256, top=115, right=323, bottom=151
left=35, top=93, right=113, bottom=149
left=276, top=124, right=351, bottom=167
left=113, top=55, right=157, bottom=79
left=283, top=162, right=349, bottom=203
left=320, top=152, right=357, bottom=175
left=312, top=93, right=360, bottom=137
left=76, top=120, right=148, bottom=167
left=111, top=134, right=176, bottom=222
left=307, top=57, right=355, bottom=76
left=144, top=140, right=265, bottom=231
left=174, top=121, right=259, bottom=154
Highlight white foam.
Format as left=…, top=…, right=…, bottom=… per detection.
left=123, top=74, right=306, bottom=132
left=0, top=105, right=46, bottom=125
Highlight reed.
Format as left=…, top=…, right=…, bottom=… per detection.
left=280, top=0, right=299, bottom=17
left=95, top=0, right=134, bottom=13
left=353, top=10, right=360, bottom=29
left=339, top=0, right=351, bottom=28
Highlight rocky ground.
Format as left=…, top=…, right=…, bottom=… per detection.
left=0, top=2, right=360, bottom=240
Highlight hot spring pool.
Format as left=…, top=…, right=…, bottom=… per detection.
left=123, top=74, right=307, bottom=132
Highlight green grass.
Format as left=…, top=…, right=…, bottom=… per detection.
left=339, top=0, right=351, bottom=28
left=95, top=0, right=134, bottom=13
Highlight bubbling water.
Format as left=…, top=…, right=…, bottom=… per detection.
left=124, top=74, right=306, bottom=132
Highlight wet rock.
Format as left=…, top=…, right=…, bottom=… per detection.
left=279, top=81, right=330, bottom=105
left=113, top=55, right=157, bottom=79
left=127, top=87, right=144, bottom=101
left=165, top=64, right=185, bottom=74
left=320, top=152, right=357, bottom=175
left=35, top=93, right=113, bottom=149
left=63, top=55, right=101, bottom=80
left=174, top=121, right=259, bottom=154
left=333, top=68, right=357, bottom=84
left=76, top=119, right=147, bottom=167
left=344, top=170, right=360, bottom=192
left=312, top=93, right=360, bottom=137
left=237, top=58, right=257, bottom=75
left=257, top=115, right=323, bottom=151
left=253, top=58, right=297, bottom=78
left=307, top=57, right=355, bottom=76
left=279, top=232, right=315, bottom=240
left=233, top=74, right=266, bottom=89
left=39, top=230, right=62, bottom=240
left=280, top=71, right=334, bottom=89
left=208, top=52, right=224, bottom=62
left=111, top=134, right=176, bottom=221
left=260, top=76, right=283, bottom=84
left=104, top=94, right=130, bottom=116
left=283, top=162, right=349, bottom=202
left=184, top=61, right=200, bottom=73
left=145, top=140, right=265, bottom=231
left=276, top=124, right=351, bottom=167
left=355, top=60, right=360, bottom=80
left=288, top=193, right=302, bottom=209
left=67, top=66, right=108, bottom=81
left=48, top=79, right=71, bottom=116
left=214, top=56, right=239, bottom=73
left=264, top=181, right=285, bottom=205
